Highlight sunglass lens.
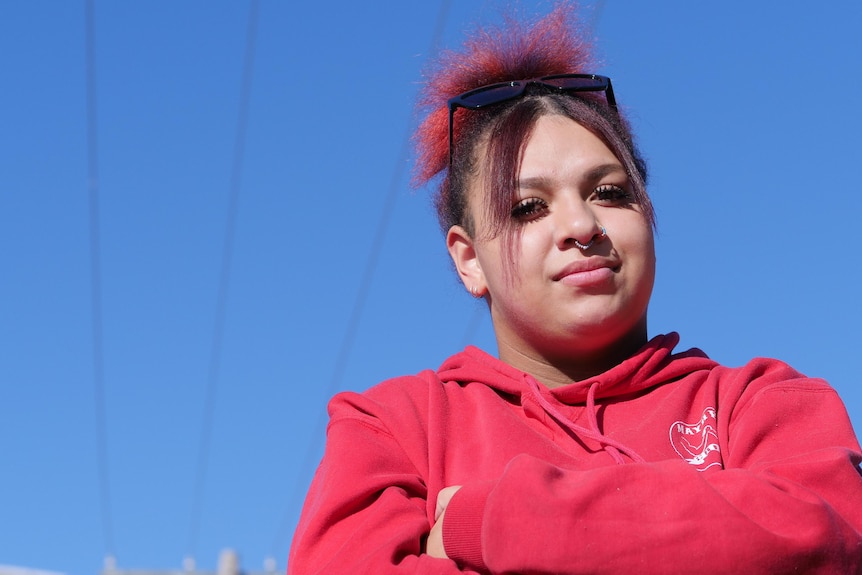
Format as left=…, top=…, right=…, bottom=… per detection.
left=459, top=82, right=524, bottom=108
left=543, top=76, right=606, bottom=90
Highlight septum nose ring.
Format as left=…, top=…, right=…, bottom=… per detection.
left=573, top=226, right=607, bottom=251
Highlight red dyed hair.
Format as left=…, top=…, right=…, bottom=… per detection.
left=412, top=3, right=652, bottom=241
left=414, top=4, right=595, bottom=187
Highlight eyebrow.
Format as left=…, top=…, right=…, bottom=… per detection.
left=518, top=162, right=627, bottom=190
left=583, top=163, right=628, bottom=183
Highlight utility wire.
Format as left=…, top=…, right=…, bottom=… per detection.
left=459, top=305, right=486, bottom=349
left=272, top=2, right=612, bottom=557
left=269, top=0, right=454, bottom=559
left=185, top=0, right=260, bottom=561
left=588, top=0, right=607, bottom=37
left=86, top=0, right=115, bottom=560
left=271, top=0, right=610, bottom=562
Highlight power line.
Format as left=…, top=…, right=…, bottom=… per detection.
left=269, top=0, right=454, bottom=560
left=271, top=0, right=605, bottom=560
left=86, top=0, right=116, bottom=559
left=459, top=305, right=486, bottom=349
left=185, top=0, right=261, bottom=562
left=588, top=0, right=607, bottom=36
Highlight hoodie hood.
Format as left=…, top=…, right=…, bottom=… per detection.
left=437, top=333, right=718, bottom=464
left=438, top=332, right=716, bottom=404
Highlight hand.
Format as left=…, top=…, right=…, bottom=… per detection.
left=426, top=485, right=462, bottom=559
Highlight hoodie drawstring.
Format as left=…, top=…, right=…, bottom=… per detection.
left=524, top=374, right=645, bottom=464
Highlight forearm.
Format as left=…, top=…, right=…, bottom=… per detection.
left=288, top=414, right=478, bottom=574
left=441, top=452, right=862, bottom=574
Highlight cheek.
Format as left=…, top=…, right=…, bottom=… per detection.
left=633, top=227, right=657, bottom=290
left=517, top=225, right=554, bottom=260
left=615, top=218, right=656, bottom=275
left=474, top=241, right=507, bottom=290
left=617, top=214, right=653, bottom=252
left=479, top=228, right=542, bottom=278
left=515, top=240, right=537, bottom=270
left=505, top=228, right=553, bottom=287
left=642, top=230, right=656, bottom=266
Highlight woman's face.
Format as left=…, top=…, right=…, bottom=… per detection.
left=448, top=114, right=656, bottom=367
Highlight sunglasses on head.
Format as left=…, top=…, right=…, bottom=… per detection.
left=447, top=73, right=617, bottom=165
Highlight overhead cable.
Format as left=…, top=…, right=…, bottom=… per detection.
left=269, top=0, right=454, bottom=560
left=185, top=0, right=261, bottom=562
left=85, top=0, right=116, bottom=560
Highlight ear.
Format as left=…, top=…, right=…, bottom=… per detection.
left=446, top=225, right=486, bottom=297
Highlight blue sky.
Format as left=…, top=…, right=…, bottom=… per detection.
left=2, top=1, right=860, bottom=573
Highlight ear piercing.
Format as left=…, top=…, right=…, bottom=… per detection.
left=573, top=226, right=607, bottom=251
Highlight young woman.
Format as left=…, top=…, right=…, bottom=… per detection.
left=288, top=6, right=862, bottom=573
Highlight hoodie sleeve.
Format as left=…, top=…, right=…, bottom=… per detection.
left=287, top=387, right=479, bottom=575
left=440, top=373, right=862, bottom=573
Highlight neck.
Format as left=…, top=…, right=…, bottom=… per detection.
left=495, top=322, right=648, bottom=388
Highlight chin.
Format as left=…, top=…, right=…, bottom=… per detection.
left=565, top=315, right=646, bottom=348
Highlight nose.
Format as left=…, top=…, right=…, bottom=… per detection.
left=553, top=197, right=604, bottom=251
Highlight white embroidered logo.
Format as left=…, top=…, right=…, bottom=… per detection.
left=669, top=407, right=722, bottom=471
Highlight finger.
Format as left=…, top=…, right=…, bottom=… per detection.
left=434, top=485, right=462, bottom=520
left=435, top=500, right=445, bottom=521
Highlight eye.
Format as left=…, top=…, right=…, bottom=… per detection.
left=511, top=197, right=548, bottom=222
left=594, top=184, right=633, bottom=205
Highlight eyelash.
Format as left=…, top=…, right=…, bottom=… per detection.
left=511, top=185, right=634, bottom=222
left=594, top=184, right=632, bottom=204
left=511, top=197, right=548, bottom=222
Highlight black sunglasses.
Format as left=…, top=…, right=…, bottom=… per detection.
left=447, top=73, right=617, bottom=165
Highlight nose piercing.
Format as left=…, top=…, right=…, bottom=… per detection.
left=573, top=226, right=606, bottom=251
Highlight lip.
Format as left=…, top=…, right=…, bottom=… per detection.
left=552, top=258, right=618, bottom=287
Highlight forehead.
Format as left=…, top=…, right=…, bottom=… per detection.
left=519, top=115, right=621, bottom=178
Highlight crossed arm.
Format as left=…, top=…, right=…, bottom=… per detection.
left=288, top=385, right=862, bottom=573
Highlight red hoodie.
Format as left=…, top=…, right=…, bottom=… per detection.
left=288, top=333, right=862, bottom=573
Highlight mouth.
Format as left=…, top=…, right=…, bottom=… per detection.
left=552, top=258, right=618, bottom=281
